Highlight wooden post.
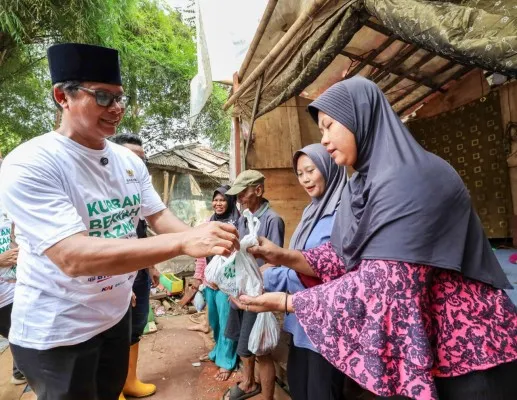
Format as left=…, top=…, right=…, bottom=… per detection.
left=233, top=72, right=242, bottom=175
left=163, top=171, right=170, bottom=206
left=286, top=97, right=302, bottom=155
left=244, top=74, right=264, bottom=160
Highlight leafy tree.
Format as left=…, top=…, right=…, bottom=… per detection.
left=0, top=0, right=231, bottom=156
left=0, top=0, right=135, bottom=155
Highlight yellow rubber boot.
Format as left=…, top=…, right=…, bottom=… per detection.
left=122, top=343, right=157, bottom=398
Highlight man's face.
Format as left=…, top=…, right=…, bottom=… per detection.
left=58, top=82, right=125, bottom=140
left=237, top=185, right=263, bottom=213
left=122, top=143, right=145, bottom=161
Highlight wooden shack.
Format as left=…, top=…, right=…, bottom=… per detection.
left=148, top=143, right=229, bottom=226
left=227, top=0, right=517, bottom=245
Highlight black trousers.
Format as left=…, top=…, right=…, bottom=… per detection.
left=225, top=307, right=258, bottom=358
left=131, top=269, right=151, bottom=345
left=0, top=301, right=21, bottom=377
left=377, top=359, right=517, bottom=400
left=287, top=344, right=345, bottom=400
left=11, top=308, right=131, bottom=400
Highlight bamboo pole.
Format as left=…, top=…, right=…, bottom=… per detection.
left=223, top=0, right=331, bottom=110
left=163, top=171, right=170, bottom=205
left=244, top=74, right=264, bottom=159
left=232, top=73, right=242, bottom=175
left=238, top=0, right=279, bottom=81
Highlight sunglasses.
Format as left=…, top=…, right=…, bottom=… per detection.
left=78, top=86, right=131, bottom=108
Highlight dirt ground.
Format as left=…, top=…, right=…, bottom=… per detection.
left=0, top=314, right=290, bottom=400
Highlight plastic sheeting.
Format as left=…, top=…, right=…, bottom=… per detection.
left=189, top=0, right=267, bottom=124
left=232, top=0, right=517, bottom=122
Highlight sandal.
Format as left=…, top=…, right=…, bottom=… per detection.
left=222, top=383, right=261, bottom=400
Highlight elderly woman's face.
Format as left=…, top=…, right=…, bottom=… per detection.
left=318, top=111, right=357, bottom=167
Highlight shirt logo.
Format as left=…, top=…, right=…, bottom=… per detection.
left=125, top=168, right=138, bottom=184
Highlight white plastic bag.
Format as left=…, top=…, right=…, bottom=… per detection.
left=204, top=209, right=262, bottom=297
left=205, top=252, right=238, bottom=297
left=193, top=285, right=206, bottom=312
left=204, top=209, right=280, bottom=354
left=234, top=210, right=263, bottom=297
left=248, top=312, right=280, bottom=356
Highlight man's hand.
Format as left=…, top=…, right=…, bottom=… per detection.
left=148, top=266, right=161, bottom=287
left=179, top=222, right=239, bottom=258
left=131, top=292, right=137, bottom=307
left=0, top=248, right=19, bottom=267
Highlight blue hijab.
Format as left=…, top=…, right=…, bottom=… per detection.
left=308, top=77, right=511, bottom=289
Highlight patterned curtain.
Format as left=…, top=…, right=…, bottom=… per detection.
left=407, top=91, right=511, bottom=238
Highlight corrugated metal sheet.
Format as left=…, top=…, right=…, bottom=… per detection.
left=148, top=144, right=229, bottom=180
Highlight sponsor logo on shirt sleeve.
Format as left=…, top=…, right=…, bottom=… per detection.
left=125, top=169, right=138, bottom=184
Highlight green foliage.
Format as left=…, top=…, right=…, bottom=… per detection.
left=0, top=0, right=231, bottom=156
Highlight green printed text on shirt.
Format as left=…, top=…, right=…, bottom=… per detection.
left=86, top=194, right=140, bottom=238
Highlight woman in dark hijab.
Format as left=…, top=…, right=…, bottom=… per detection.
left=263, top=144, right=347, bottom=400
left=192, top=185, right=240, bottom=381
left=234, top=77, right=517, bottom=399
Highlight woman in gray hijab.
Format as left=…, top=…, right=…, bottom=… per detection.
left=263, top=143, right=346, bottom=400
left=234, top=77, right=517, bottom=399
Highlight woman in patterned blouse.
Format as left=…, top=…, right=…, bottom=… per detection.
left=233, top=77, right=517, bottom=400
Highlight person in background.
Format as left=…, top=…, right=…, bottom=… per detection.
left=111, top=133, right=161, bottom=399
left=223, top=170, right=285, bottom=400
left=0, top=158, right=26, bottom=386
left=235, top=77, right=517, bottom=399
left=262, top=144, right=347, bottom=400
left=191, top=185, right=240, bottom=381
left=0, top=43, right=239, bottom=400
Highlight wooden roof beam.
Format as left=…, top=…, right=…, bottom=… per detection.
left=397, top=65, right=473, bottom=115
left=390, top=60, right=457, bottom=106
left=340, top=49, right=445, bottom=93
left=372, top=45, right=419, bottom=83
left=381, top=52, right=436, bottom=93
left=344, top=36, right=397, bottom=78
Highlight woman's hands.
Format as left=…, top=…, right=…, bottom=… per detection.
left=232, top=292, right=294, bottom=314
left=247, top=237, right=286, bottom=266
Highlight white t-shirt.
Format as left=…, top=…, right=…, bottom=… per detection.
left=0, top=131, right=166, bottom=350
left=0, top=202, right=15, bottom=309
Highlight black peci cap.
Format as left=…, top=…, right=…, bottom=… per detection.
left=47, top=43, right=122, bottom=85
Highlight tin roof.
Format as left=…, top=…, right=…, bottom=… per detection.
left=148, top=143, right=229, bottom=180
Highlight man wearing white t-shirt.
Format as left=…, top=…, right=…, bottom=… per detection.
left=0, top=43, right=239, bottom=400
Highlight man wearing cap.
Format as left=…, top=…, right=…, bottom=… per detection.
left=0, top=43, right=239, bottom=400
left=223, top=170, right=284, bottom=400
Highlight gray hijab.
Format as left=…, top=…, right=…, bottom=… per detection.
left=308, top=76, right=511, bottom=289
left=289, top=144, right=346, bottom=250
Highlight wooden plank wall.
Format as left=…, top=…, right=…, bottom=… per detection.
left=247, top=96, right=322, bottom=244
left=415, top=72, right=517, bottom=243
